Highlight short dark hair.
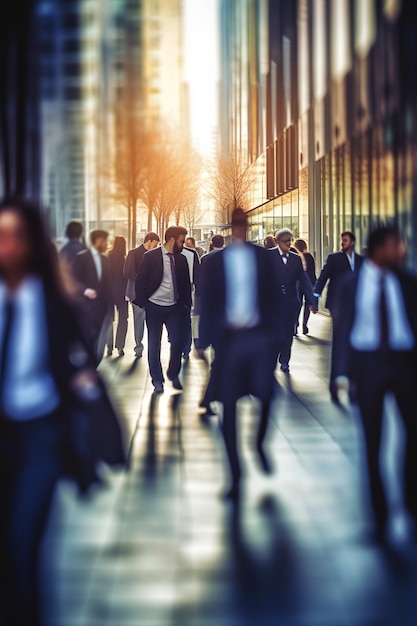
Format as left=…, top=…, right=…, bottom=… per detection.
left=231, top=207, right=247, bottom=226
left=367, top=225, right=401, bottom=258
left=165, top=226, right=187, bottom=242
left=341, top=231, right=355, bottom=242
left=65, top=220, right=83, bottom=239
left=211, top=234, right=224, bottom=249
left=144, top=231, right=160, bottom=243
left=90, top=229, right=109, bottom=245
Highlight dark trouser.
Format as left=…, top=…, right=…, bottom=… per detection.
left=213, top=328, right=279, bottom=486
left=106, top=300, right=128, bottom=351
left=352, top=350, right=417, bottom=530
left=295, top=292, right=311, bottom=332
left=278, top=308, right=298, bottom=366
left=145, top=301, right=187, bottom=386
left=0, top=411, right=62, bottom=626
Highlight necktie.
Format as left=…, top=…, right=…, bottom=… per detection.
left=0, top=298, right=15, bottom=416
left=167, top=253, right=179, bottom=302
left=379, top=275, right=389, bottom=351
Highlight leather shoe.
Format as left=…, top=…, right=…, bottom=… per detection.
left=280, top=364, right=290, bottom=374
left=303, top=325, right=309, bottom=335
left=172, top=377, right=183, bottom=390
left=153, top=382, right=164, bottom=393
left=118, top=349, right=125, bottom=357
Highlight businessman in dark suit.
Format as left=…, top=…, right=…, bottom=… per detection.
left=123, top=232, right=160, bottom=358
left=198, top=209, right=282, bottom=499
left=134, top=226, right=191, bottom=392
left=269, top=228, right=317, bottom=374
left=181, top=242, right=200, bottom=359
left=72, top=229, right=112, bottom=365
left=333, top=226, right=417, bottom=543
left=314, top=231, right=364, bottom=401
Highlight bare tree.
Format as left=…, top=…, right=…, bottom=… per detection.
left=207, top=149, right=254, bottom=223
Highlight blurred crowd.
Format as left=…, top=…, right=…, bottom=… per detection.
left=1, top=195, right=417, bottom=625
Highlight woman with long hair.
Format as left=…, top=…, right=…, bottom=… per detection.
left=293, top=238, right=317, bottom=334
left=0, top=197, right=125, bottom=626
left=106, top=235, right=128, bottom=357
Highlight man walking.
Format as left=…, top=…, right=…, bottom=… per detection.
left=314, top=231, right=364, bottom=401
left=198, top=209, right=282, bottom=499
left=269, top=228, right=317, bottom=374
left=123, top=232, right=160, bottom=358
left=333, top=226, right=417, bottom=543
left=134, top=226, right=191, bottom=393
left=72, top=229, right=112, bottom=365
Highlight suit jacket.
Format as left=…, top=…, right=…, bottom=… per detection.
left=123, top=244, right=147, bottom=301
left=133, top=246, right=192, bottom=309
left=314, top=251, right=364, bottom=312
left=72, top=249, right=112, bottom=321
left=59, top=239, right=86, bottom=270
left=182, top=246, right=200, bottom=286
left=269, top=249, right=316, bottom=315
left=107, top=250, right=128, bottom=303
left=332, top=267, right=417, bottom=380
left=198, top=242, right=282, bottom=351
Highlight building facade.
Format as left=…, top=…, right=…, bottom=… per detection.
left=219, top=0, right=417, bottom=271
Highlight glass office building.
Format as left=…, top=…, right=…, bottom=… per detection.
left=219, top=0, right=417, bottom=270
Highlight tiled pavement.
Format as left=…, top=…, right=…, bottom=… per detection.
left=41, top=311, right=417, bottom=626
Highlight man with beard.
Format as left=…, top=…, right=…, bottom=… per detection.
left=134, top=226, right=191, bottom=393
left=72, top=229, right=112, bottom=365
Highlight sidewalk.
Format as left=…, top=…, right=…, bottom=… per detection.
left=42, top=311, right=417, bottom=626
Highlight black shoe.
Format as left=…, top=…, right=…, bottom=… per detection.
left=303, top=325, right=309, bottom=335
left=280, top=364, right=290, bottom=374
left=222, top=482, right=240, bottom=501
left=153, top=382, right=164, bottom=393
left=118, top=349, right=125, bottom=357
left=134, top=351, right=143, bottom=359
left=106, top=349, right=112, bottom=357
left=172, top=377, right=183, bottom=390
left=257, top=445, right=273, bottom=475
left=182, top=353, right=190, bottom=361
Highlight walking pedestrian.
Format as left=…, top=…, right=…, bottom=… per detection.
left=106, top=236, right=128, bottom=357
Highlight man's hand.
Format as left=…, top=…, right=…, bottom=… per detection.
left=84, top=288, right=97, bottom=300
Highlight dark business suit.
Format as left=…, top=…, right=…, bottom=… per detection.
left=124, top=244, right=148, bottom=357
left=134, top=247, right=191, bottom=386
left=314, top=250, right=364, bottom=393
left=296, top=251, right=317, bottom=332
left=333, top=268, right=417, bottom=533
left=106, top=250, right=128, bottom=353
left=269, top=249, right=316, bottom=369
left=182, top=246, right=201, bottom=356
left=199, top=243, right=281, bottom=488
left=72, top=249, right=112, bottom=364
left=0, top=287, right=125, bottom=626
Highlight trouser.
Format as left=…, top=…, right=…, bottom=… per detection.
left=278, top=308, right=298, bottom=366
left=131, top=303, right=146, bottom=356
left=0, top=411, right=62, bottom=626
left=213, top=328, right=279, bottom=486
left=352, top=350, right=417, bottom=529
left=106, top=300, right=128, bottom=351
left=145, top=301, right=188, bottom=386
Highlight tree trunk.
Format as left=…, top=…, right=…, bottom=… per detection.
left=127, top=200, right=132, bottom=249
left=147, top=205, right=153, bottom=232
left=131, top=198, right=137, bottom=249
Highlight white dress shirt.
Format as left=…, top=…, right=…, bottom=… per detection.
left=149, top=246, right=176, bottom=306
left=0, top=276, right=61, bottom=420
left=90, top=246, right=102, bottom=280
left=346, top=251, right=355, bottom=271
left=224, top=243, right=260, bottom=329
left=278, top=246, right=289, bottom=265
left=350, top=260, right=415, bottom=351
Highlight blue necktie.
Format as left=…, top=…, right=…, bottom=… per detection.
left=168, top=253, right=179, bottom=302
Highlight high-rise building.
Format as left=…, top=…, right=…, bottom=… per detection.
left=37, top=0, right=189, bottom=241
left=219, top=0, right=417, bottom=270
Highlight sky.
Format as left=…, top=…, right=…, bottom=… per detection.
left=183, top=0, right=219, bottom=159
